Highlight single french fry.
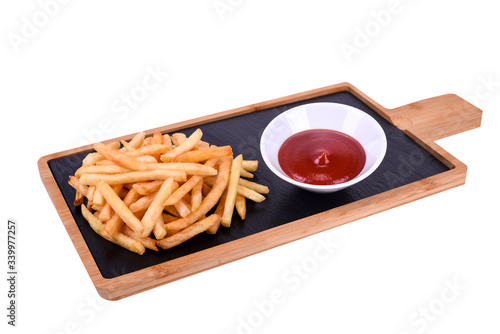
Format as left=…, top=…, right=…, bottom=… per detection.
left=239, top=168, right=254, bottom=179
left=94, top=156, right=156, bottom=166
left=98, top=205, right=111, bottom=222
left=160, top=129, right=203, bottom=162
left=74, top=190, right=84, bottom=206
left=92, top=187, right=105, bottom=206
left=94, top=142, right=149, bottom=171
left=238, top=178, right=270, bottom=194
left=152, top=132, right=163, bottom=145
left=237, top=185, right=266, bottom=202
left=207, top=190, right=227, bottom=234
left=99, top=185, right=123, bottom=222
left=99, top=205, right=113, bottom=222
left=214, top=190, right=227, bottom=217
left=242, top=160, right=259, bottom=171
left=163, top=134, right=172, bottom=149
left=125, top=144, right=171, bottom=157
left=141, top=178, right=175, bottom=237
left=68, top=175, right=89, bottom=198
left=82, top=152, right=105, bottom=166
left=87, top=185, right=96, bottom=203
left=75, top=164, right=131, bottom=178
left=132, top=180, right=164, bottom=196
left=135, top=155, right=159, bottom=163
left=96, top=180, right=144, bottom=236
left=79, top=170, right=186, bottom=185
left=126, top=131, right=146, bottom=150
left=221, top=154, right=243, bottom=227
left=102, top=188, right=141, bottom=238
left=190, top=179, right=203, bottom=211
left=235, top=194, right=246, bottom=220
left=145, top=163, right=217, bottom=176
left=171, top=133, right=187, bottom=146
left=153, top=216, right=167, bottom=240
left=81, top=204, right=145, bottom=255
left=157, top=214, right=221, bottom=250
left=165, top=156, right=231, bottom=235
left=172, top=146, right=232, bottom=163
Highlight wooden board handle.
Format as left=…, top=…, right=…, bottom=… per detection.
left=386, top=94, right=482, bottom=142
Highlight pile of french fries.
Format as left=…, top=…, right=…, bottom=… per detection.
left=68, top=129, right=269, bottom=255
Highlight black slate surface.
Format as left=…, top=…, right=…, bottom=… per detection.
left=48, top=91, right=450, bottom=279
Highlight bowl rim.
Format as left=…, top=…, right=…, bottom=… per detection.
left=259, top=102, right=388, bottom=191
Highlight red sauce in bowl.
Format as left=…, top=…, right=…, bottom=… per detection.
left=278, top=129, right=366, bottom=185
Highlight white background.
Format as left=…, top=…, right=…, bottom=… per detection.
left=1, top=1, right=499, bottom=333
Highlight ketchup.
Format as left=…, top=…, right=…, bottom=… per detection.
left=278, top=129, right=366, bottom=185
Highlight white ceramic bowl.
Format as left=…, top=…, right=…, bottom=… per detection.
left=260, top=102, right=387, bottom=193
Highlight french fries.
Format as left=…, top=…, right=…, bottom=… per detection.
left=67, top=128, right=269, bottom=254
left=173, top=146, right=233, bottom=163
left=160, top=128, right=203, bottom=162
left=79, top=170, right=186, bottom=185
left=221, top=154, right=243, bottom=227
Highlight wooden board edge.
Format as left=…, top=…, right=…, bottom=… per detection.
left=37, top=82, right=477, bottom=300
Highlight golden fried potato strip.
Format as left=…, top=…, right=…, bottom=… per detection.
left=157, top=214, right=221, bottom=250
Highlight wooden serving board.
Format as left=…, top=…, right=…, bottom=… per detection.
left=38, top=83, right=482, bottom=300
